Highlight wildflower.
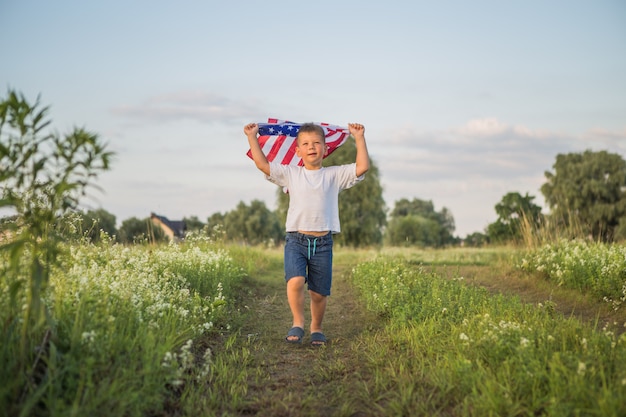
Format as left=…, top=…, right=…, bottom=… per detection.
left=441, top=307, right=448, bottom=314
left=520, top=337, right=530, bottom=348
left=162, top=351, right=174, bottom=367
left=459, top=333, right=470, bottom=341
left=197, top=348, right=213, bottom=380
left=577, top=361, right=586, bottom=376
left=81, top=330, right=96, bottom=344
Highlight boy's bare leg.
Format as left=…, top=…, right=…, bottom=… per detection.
left=286, top=276, right=306, bottom=341
left=309, top=290, right=327, bottom=334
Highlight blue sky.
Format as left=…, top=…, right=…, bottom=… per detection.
left=2, top=1, right=625, bottom=236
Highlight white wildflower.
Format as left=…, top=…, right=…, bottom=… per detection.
left=81, top=330, right=96, bottom=345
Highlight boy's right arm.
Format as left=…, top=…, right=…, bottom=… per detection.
left=244, top=123, right=270, bottom=176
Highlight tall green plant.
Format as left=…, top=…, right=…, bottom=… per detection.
left=0, top=90, right=113, bottom=352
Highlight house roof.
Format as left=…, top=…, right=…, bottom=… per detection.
left=150, top=212, right=186, bottom=238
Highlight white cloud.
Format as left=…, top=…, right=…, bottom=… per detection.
left=457, top=118, right=509, bottom=137
left=110, top=91, right=263, bottom=124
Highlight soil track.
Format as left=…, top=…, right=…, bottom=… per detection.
left=235, top=257, right=382, bottom=416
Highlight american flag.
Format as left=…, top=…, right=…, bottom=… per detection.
left=246, top=118, right=351, bottom=166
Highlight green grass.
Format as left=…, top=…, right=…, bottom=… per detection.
left=4, top=241, right=626, bottom=416
left=350, top=256, right=626, bottom=416
left=0, top=238, right=249, bottom=417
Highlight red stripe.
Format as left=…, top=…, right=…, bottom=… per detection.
left=281, top=140, right=298, bottom=164
left=258, top=135, right=269, bottom=148
left=266, top=135, right=287, bottom=161
left=247, top=135, right=270, bottom=161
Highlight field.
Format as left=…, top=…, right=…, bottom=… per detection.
left=2, top=237, right=626, bottom=416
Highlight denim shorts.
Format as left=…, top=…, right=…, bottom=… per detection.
left=284, top=232, right=333, bottom=296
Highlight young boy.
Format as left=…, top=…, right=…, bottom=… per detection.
left=244, top=122, right=370, bottom=346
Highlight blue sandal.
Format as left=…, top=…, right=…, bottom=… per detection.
left=285, top=327, right=304, bottom=344
left=310, top=332, right=327, bottom=347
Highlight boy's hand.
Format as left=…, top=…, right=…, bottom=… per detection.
left=348, top=123, right=365, bottom=139
left=244, top=123, right=259, bottom=137
left=349, top=123, right=369, bottom=177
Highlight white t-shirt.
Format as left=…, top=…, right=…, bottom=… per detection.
left=267, top=162, right=364, bottom=233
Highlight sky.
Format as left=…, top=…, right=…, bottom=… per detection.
left=1, top=1, right=625, bottom=237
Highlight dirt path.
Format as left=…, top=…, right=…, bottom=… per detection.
left=234, top=253, right=381, bottom=417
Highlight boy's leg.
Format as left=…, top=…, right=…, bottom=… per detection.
left=286, top=276, right=306, bottom=341
left=309, top=290, right=327, bottom=334
left=306, top=234, right=332, bottom=339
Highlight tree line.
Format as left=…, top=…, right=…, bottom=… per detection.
left=3, top=90, right=626, bottom=249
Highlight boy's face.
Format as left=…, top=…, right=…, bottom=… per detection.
left=295, top=131, right=327, bottom=167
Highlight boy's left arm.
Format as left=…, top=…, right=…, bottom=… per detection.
left=349, top=123, right=370, bottom=177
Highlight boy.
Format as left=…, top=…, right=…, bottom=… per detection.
left=244, top=121, right=370, bottom=346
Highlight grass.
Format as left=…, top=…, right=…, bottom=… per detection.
left=349, top=255, right=626, bottom=416
left=4, top=239, right=626, bottom=416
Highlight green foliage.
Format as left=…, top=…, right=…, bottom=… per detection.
left=222, top=199, right=283, bottom=245
left=386, top=215, right=440, bottom=247
left=183, top=215, right=205, bottom=232
left=518, top=239, right=626, bottom=306
left=80, top=208, right=117, bottom=242
left=351, top=256, right=626, bottom=416
left=487, top=192, right=543, bottom=244
left=277, top=137, right=387, bottom=247
left=0, top=239, right=246, bottom=416
left=386, top=198, right=456, bottom=247
left=117, top=216, right=165, bottom=244
left=541, top=150, right=626, bottom=242
left=0, top=89, right=113, bottom=360
left=464, top=231, right=489, bottom=247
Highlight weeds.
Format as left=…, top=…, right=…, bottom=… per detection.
left=350, top=256, right=626, bottom=416
left=518, top=239, right=626, bottom=309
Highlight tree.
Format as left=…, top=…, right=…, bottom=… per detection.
left=386, top=215, right=441, bottom=247
left=80, top=208, right=117, bottom=242
left=541, top=150, right=626, bottom=241
left=276, top=137, right=387, bottom=247
left=223, top=200, right=283, bottom=245
left=183, top=215, right=205, bottom=232
left=486, top=192, right=543, bottom=243
left=464, top=231, right=489, bottom=247
left=118, top=216, right=165, bottom=244
left=386, top=198, right=456, bottom=247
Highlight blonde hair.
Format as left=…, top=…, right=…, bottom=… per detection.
left=296, top=123, right=325, bottom=144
